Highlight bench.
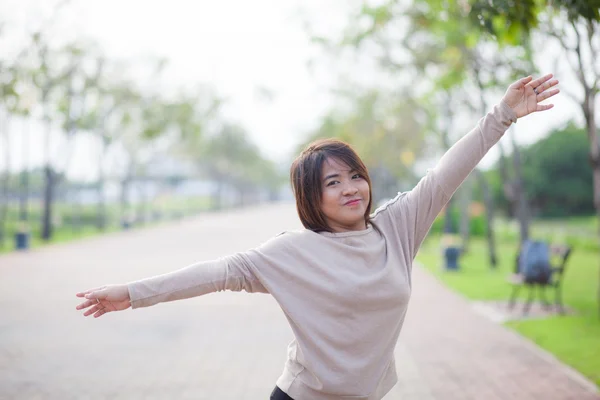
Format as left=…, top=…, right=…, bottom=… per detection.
left=507, top=243, right=572, bottom=314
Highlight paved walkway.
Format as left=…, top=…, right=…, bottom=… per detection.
left=0, top=202, right=597, bottom=400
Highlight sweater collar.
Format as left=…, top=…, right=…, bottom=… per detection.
left=318, top=223, right=374, bottom=238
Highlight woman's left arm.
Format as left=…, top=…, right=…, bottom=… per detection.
left=404, top=74, right=559, bottom=257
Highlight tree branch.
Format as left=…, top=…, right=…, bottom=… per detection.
left=586, top=20, right=600, bottom=91
left=545, top=28, right=582, bottom=78
left=562, top=87, right=583, bottom=105
left=571, top=19, right=592, bottom=92
left=545, top=25, right=576, bottom=53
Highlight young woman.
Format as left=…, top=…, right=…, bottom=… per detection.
left=76, top=74, right=559, bottom=400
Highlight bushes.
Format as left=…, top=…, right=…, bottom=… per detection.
left=430, top=208, right=487, bottom=237
left=430, top=207, right=599, bottom=252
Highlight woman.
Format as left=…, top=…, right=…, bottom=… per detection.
left=76, top=74, right=559, bottom=400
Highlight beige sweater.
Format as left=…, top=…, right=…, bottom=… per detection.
left=128, top=102, right=517, bottom=400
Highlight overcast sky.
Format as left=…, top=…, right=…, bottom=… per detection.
left=1, top=0, right=588, bottom=181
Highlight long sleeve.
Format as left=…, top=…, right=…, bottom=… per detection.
left=127, top=253, right=268, bottom=309
left=403, top=101, right=517, bottom=258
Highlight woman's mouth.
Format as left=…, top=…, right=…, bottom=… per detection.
left=344, top=199, right=361, bottom=206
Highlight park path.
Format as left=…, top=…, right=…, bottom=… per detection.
left=0, top=202, right=597, bottom=400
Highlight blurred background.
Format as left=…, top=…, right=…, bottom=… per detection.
left=0, top=0, right=599, bottom=391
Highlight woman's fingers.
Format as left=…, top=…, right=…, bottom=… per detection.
left=76, top=284, right=130, bottom=316
left=76, top=286, right=105, bottom=298
left=537, top=103, right=555, bottom=111
left=83, top=303, right=104, bottom=317
left=538, top=88, right=560, bottom=101
left=534, top=79, right=559, bottom=95
left=512, top=75, right=532, bottom=89
left=535, top=87, right=559, bottom=112
left=75, top=298, right=98, bottom=310
left=527, top=73, right=554, bottom=91
left=84, top=289, right=108, bottom=301
left=78, top=298, right=111, bottom=317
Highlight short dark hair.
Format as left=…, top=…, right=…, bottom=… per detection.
left=290, top=138, right=372, bottom=232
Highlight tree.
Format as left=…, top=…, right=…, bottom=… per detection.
left=78, top=57, right=137, bottom=231
left=468, top=0, right=600, bottom=315
left=27, top=32, right=90, bottom=240
left=201, top=124, right=263, bottom=209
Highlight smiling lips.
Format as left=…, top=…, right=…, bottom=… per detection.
left=344, top=199, right=361, bottom=206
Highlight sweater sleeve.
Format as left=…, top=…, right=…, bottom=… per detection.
left=403, top=101, right=517, bottom=258
left=127, top=252, right=268, bottom=309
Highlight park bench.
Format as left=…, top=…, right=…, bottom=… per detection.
left=507, top=243, right=572, bottom=314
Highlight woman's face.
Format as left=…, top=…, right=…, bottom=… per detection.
left=320, top=157, right=370, bottom=232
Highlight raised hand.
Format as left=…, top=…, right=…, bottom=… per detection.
left=76, top=284, right=131, bottom=318
left=502, top=74, right=560, bottom=119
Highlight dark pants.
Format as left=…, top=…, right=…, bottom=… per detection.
left=270, top=386, right=294, bottom=400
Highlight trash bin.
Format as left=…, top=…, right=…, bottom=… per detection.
left=15, top=231, right=30, bottom=250
left=444, top=246, right=461, bottom=270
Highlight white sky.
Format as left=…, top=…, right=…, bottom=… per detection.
left=0, top=0, right=590, bottom=181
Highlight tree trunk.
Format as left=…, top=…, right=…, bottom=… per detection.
left=41, top=114, right=54, bottom=241
left=19, top=119, right=30, bottom=224
left=369, top=168, right=382, bottom=207
left=136, top=177, right=149, bottom=225
left=96, top=180, right=106, bottom=230
left=458, top=177, right=473, bottom=252
left=476, top=169, right=497, bottom=267
left=213, top=177, right=224, bottom=210
left=96, top=141, right=107, bottom=231
left=443, top=196, right=455, bottom=234
left=120, top=164, right=134, bottom=228
left=41, top=166, right=54, bottom=240
left=508, top=128, right=530, bottom=242
left=71, top=189, right=82, bottom=234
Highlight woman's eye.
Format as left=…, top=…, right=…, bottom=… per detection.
left=326, top=181, right=339, bottom=187
left=352, top=174, right=362, bottom=179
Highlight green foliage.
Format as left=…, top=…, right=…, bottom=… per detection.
left=468, top=0, right=600, bottom=43
left=522, top=124, right=593, bottom=216
left=198, top=124, right=283, bottom=194
left=430, top=208, right=487, bottom=236
left=468, top=0, right=539, bottom=44
left=556, top=0, right=600, bottom=21
left=486, top=123, right=593, bottom=217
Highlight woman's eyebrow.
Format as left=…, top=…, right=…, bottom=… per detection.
left=323, top=169, right=357, bottom=181
left=323, top=173, right=340, bottom=181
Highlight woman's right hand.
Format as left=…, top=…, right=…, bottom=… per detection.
left=76, top=284, right=131, bottom=318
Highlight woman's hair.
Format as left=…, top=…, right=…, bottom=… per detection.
left=290, top=138, right=372, bottom=232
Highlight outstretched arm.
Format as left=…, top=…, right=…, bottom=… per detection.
left=75, top=253, right=267, bottom=318
left=404, top=74, right=559, bottom=256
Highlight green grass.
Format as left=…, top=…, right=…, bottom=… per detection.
left=416, top=233, right=600, bottom=387
left=507, top=317, right=600, bottom=386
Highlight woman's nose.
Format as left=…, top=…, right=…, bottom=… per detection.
left=342, top=182, right=358, bottom=195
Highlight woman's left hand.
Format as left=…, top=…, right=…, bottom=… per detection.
left=502, top=73, right=559, bottom=119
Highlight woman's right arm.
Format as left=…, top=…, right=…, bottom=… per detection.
left=75, top=252, right=267, bottom=318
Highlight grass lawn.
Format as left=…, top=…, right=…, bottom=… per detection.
left=416, top=234, right=600, bottom=387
